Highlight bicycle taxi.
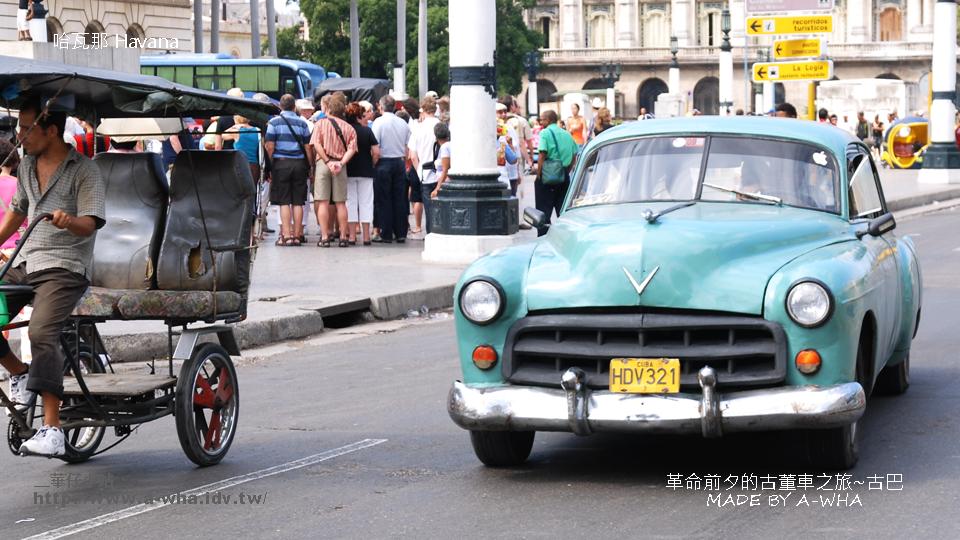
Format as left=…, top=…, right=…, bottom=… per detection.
left=0, top=55, right=277, bottom=466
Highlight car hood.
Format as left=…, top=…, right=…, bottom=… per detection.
left=525, top=202, right=852, bottom=315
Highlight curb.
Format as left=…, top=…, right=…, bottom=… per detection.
left=95, top=285, right=455, bottom=363
left=886, top=187, right=960, bottom=213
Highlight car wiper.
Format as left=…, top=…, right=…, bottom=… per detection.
left=643, top=201, right=696, bottom=223
left=702, top=182, right=782, bottom=205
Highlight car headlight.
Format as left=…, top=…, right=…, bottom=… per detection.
left=459, top=279, right=504, bottom=325
left=786, top=281, right=833, bottom=328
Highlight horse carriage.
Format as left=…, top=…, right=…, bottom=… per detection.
left=0, top=55, right=277, bottom=466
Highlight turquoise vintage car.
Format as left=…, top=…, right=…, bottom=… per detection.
left=447, top=117, right=921, bottom=470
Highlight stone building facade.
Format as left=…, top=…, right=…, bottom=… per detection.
left=0, top=0, right=194, bottom=52
left=525, top=0, right=939, bottom=117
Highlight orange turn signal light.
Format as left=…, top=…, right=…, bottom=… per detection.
left=795, top=349, right=821, bottom=375
left=472, top=345, right=498, bottom=370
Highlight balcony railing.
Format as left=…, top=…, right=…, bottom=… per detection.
left=540, top=41, right=934, bottom=65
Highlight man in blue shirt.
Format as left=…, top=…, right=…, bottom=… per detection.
left=370, top=95, right=411, bottom=243
left=265, top=94, right=313, bottom=246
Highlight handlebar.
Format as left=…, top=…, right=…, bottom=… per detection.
left=0, top=213, right=53, bottom=283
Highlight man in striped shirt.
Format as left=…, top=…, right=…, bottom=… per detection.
left=265, top=94, right=313, bottom=246
left=308, top=94, right=357, bottom=247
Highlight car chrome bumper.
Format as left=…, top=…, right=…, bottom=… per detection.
left=448, top=367, right=865, bottom=437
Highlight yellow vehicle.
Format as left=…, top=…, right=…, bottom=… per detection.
left=881, top=116, right=929, bottom=169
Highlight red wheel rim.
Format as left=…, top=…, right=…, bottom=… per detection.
left=192, top=363, right=235, bottom=454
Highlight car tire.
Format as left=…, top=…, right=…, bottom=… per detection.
left=805, top=421, right=858, bottom=470
left=804, top=336, right=867, bottom=470
left=469, top=430, right=535, bottom=467
left=874, top=353, right=909, bottom=396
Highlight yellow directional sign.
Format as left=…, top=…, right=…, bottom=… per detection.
left=746, top=15, right=833, bottom=36
left=773, top=38, right=823, bottom=59
left=752, top=60, right=833, bottom=82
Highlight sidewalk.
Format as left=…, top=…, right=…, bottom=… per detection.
left=5, top=170, right=958, bottom=364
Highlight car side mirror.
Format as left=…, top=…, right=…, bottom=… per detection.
left=856, top=212, right=896, bottom=239
left=523, top=207, right=548, bottom=231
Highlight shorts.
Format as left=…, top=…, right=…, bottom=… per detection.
left=408, top=167, right=422, bottom=203
left=314, top=162, right=348, bottom=203
left=270, top=158, right=309, bottom=206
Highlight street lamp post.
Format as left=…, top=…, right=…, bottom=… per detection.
left=598, top=61, right=622, bottom=117
left=394, top=0, right=407, bottom=99
left=669, top=36, right=680, bottom=95
left=423, top=0, right=518, bottom=263
left=523, top=51, right=541, bottom=117
left=919, top=0, right=960, bottom=183
left=756, top=49, right=773, bottom=113
left=718, top=9, right=733, bottom=116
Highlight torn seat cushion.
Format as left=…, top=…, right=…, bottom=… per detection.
left=73, top=287, right=242, bottom=320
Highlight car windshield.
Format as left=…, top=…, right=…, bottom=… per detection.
left=570, top=135, right=840, bottom=213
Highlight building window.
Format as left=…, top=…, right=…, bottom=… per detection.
left=698, top=3, right=725, bottom=47
left=83, top=20, right=105, bottom=47
left=586, top=6, right=614, bottom=48
left=46, top=17, right=63, bottom=43
left=641, top=4, right=670, bottom=48
left=126, top=24, right=145, bottom=48
left=878, top=7, right=902, bottom=41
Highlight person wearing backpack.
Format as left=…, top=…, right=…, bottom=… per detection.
left=535, top=109, right=579, bottom=237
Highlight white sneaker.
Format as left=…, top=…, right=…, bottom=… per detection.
left=19, top=425, right=65, bottom=457
left=6, top=370, right=34, bottom=413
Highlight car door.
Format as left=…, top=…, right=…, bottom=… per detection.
left=847, top=145, right=902, bottom=368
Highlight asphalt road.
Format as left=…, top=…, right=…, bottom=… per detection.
left=2, top=206, right=959, bottom=540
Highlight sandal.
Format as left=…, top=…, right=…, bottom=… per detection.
left=348, top=240, right=357, bottom=246
left=318, top=238, right=331, bottom=248
left=363, top=241, right=372, bottom=246
left=338, top=239, right=349, bottom=248
left=275, top=236, right=287, bottom=246
left=287, top=237, right=301, bottom=246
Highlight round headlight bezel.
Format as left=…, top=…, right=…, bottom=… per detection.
left=459, top=278, right=505, bottom=325
left=785, top=279, right=834, bottom=328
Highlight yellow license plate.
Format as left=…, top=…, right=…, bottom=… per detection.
left=609, top=358, right=681, bottom=394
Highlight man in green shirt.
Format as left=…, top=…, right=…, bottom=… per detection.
left=535, top=110, right=578, bottom=236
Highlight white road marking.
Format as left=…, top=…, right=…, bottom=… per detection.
left=23, top=438, right=388, bottom=540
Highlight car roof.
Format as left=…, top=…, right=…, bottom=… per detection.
left=594, top=116, right=859, bottom=157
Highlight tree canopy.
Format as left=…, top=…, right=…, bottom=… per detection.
left=290, top=0, right=541, bottom=97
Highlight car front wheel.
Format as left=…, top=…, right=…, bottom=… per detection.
left=805, top=421, right=858, bottom=470
left=874, top=353, right=909, bottom=396
left=469, top=430, right=535, bottom=467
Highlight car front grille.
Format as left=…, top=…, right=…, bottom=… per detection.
left=503, top=312, right=787, bottom=390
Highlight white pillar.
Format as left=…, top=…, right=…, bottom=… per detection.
left=729, top=0, right=746, bottom=47
left=395, top=0, right=408, bottom=99
left=561, top=0, right=583, bottom=48
left=211, top=0, right=220, bottom=53
left=671, top=0, right=692, bottom=46
left=669, top=66, right=680, bottom=95
left=762, top=82, right=774, bottom=113
left=527, top=81, right=539, bottom=116
left=350, top=0, right=360, bottom=77
left=906, top=0, right=922, bottom=41
left=418, top=0, right=428, bottom=98
left=194, top=0, right=204, bottom=52
left=448, top=0, right=497, bottom=177
left=719, top=49, right=733, bottom=116
left=919, top=0, right=960, bottom=183
left=846, top=0, right=869, bottom=44
left=606, top=86, right=616, bottom=117
left=616, top=0, right=637, bottom=48
left=250, top=0, right=261, bottom=58
left=266, top=0, right=277, bottom=57
left=929, top=0, right=956, bottom=145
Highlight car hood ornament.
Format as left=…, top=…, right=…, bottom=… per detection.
left=623, top=265, right=659, bottom=297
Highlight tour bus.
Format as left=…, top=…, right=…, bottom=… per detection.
left=140, top=53, right=328, bottom=101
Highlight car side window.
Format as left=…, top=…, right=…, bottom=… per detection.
left=848, top=152, right=884, bottom=220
